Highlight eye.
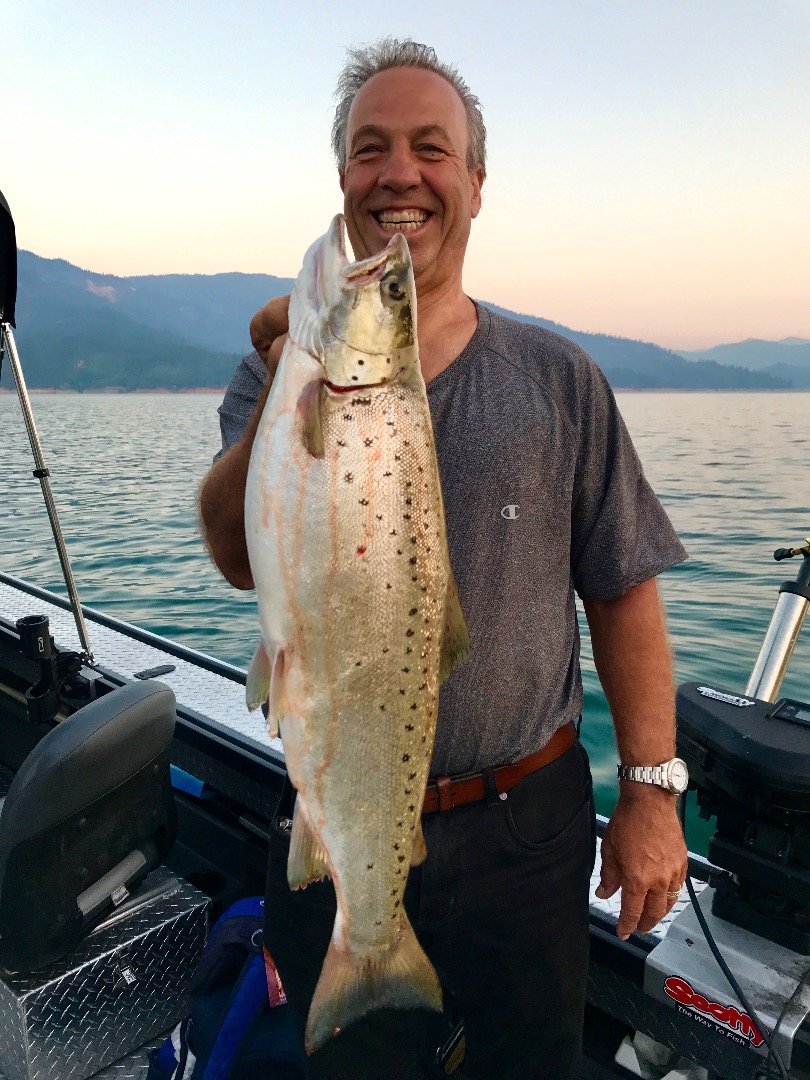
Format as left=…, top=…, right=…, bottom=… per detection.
left=354, top=144, right=382, bottom=158
left=381, top=272, right=406, bottom=301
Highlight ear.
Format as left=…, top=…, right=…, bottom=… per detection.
left=339, top=170, right=346, bottom=193
left=469, top=166, right=484, bottom=219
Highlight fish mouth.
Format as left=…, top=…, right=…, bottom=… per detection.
left=341, top=230, right=410, bottom=288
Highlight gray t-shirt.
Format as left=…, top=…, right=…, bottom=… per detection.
left=217, top=303, right=687, bottom=775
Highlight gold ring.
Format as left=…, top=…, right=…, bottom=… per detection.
left=667, top=890, right=681, bottom=900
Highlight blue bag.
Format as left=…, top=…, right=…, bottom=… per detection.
left=148, top=897, right=305, bottom=1080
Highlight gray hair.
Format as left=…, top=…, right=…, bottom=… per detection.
left=332, top=38, right=487, bottom=177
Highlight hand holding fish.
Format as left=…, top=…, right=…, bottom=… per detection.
left=249, top=294, right=290, bottom=377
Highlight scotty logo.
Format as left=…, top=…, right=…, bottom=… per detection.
left=664, top=976, right=763, bottom=1047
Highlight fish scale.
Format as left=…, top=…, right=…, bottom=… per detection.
left=244, top=215, right=470, bottom=1053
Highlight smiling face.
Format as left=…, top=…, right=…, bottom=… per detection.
left=339, top=66, right=484, bottom=298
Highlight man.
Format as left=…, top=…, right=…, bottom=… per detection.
left=199, top=38, right=688, bottom=1080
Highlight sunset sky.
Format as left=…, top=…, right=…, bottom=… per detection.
left=2, top=0, right=808, bottom=350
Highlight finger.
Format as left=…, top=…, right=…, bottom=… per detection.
left=595, top=850, right=621, bottom=900
left=636, top=889, right=671, bottom=934
left=266, top=334, right=287, bottom=378
left=616, top=887, right=646, bottom=940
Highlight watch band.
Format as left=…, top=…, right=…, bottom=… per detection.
left=618, top=764, right=665, bottom=785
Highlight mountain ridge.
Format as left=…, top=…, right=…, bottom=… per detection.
left=0, top=250, right=794, bottom=392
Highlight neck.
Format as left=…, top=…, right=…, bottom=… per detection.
left=415, top=276, right=478, bottom=383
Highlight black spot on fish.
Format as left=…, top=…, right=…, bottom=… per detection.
left=409, top=608, right=417, bottom=616
left=405, top=788, right=412, bottom=795
left=383, top=471, right=392, bottom=477
left=386, top=583, right=392, bottom=590
left=359, top=498, right=369, bottom=506
left=398, top=855, right=405, bottom=863
left=406, top=629, right=414, bottom=637
left=364, top=438, right=373, bottom=447
left=343, top=413, right=353, bottom=420
left=355, top=660, right=361, bottom=666
left=351, top=376, right=359, bottom=381
left=376, top=514, right=383, bottom=520
left=402, top=666, right=410, bottom=673
left=405, top=723, right=414, bottom=731
left=402, top=754, right=410, bottom=762
left=409, top=556, right=417, bottom=565
left=405, top=498, right=412, bottom=505
left=406, top=646, right=413, bottom=654
left=344, top=473, right=353, bottom=483
left=410, top=703, right=417, bottom=710
left=400, top=689, right=406, bottom=695
left=367, top=864, right=374, bottom=870
left=409, top=804, right=415, bottom=812
left=409, top=772, right=417, bottom=780
left=337, top=439, right=347, bottom=447
left=393, top=843, right=399, bottom=850
left=380, top=705, right=386, bottom=711
left=403, top=514, right=411, bottom=521
left=358, top=359, right=365, bottom=365
left=375, top=920, right=382, bottom=926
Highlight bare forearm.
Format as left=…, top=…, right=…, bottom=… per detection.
left=583, top=578, right=676, bottom=768
left=199, top=381, right=271, bottom=590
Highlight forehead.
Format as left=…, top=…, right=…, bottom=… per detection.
left=346, top=67, right=468, bottom=147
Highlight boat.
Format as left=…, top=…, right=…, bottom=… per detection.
left=2, top=188, right=810, bottom=1079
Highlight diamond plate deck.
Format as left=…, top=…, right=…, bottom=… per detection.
left=0, top=577, right=283, bottom=768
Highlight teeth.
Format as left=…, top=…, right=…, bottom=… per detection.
left=379, top=220, right=424, bottom=231
left=377, top=210, right=429, bottom=230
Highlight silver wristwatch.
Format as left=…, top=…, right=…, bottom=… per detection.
left=617, top=757, right=689, bottom=794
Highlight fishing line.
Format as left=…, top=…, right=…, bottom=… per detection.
left=678, top=791, right=792, bottom=1079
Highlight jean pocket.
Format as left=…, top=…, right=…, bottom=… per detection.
left=504, top=742, right=593, bottom=852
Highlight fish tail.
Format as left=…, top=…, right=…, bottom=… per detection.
left=304, top=917, right=442, bottom=1054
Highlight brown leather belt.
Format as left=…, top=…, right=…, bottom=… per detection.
left=422, top=720, right=577, bottom=815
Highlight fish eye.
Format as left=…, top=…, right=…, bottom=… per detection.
left=382, top=273, right=405, bottom=301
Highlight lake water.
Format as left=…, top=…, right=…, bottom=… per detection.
left=1, top=389, right=808, bottom=848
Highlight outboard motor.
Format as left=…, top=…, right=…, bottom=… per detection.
left=677, top=541, right=810, bottom=953
left=0, top=680, right=177, bottom=971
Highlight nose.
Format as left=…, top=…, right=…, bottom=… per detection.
left=377, top=141, right=421, bottom=192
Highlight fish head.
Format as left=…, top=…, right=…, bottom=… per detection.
left=318, top=215, right=417, bottom=388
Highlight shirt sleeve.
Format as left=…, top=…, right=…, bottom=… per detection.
left=214, top=350, right=266, bottom=461
left=570, top=357, right=687, bottom=601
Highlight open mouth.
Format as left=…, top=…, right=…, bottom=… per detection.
left=373, top=209, right=432, bottom=233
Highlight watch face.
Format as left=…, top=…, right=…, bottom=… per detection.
left=669, top=759, right=689, bottom=793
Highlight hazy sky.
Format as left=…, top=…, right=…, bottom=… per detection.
left=2, top=0, right=808, bottom=349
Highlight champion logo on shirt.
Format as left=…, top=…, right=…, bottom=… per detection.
left=500, top=505, right=519, bottom=520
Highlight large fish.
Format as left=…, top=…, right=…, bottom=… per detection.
left=244, top=214, right=470, bottom=1052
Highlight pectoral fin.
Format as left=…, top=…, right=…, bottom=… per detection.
left=297, top=379, right=325, bottom=459
left=287, top=799, right=332, bottom=890
left=439, top=574, right=471, bottom=683
left=246, top=640, right=272, bottom=713
left=246, top=641, right=287, bottom=740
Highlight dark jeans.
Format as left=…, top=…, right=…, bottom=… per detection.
left=263, top=740, right=596, bottom=1080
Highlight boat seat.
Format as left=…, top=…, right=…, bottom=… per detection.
left=0, top=680, right=178, bottom=971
